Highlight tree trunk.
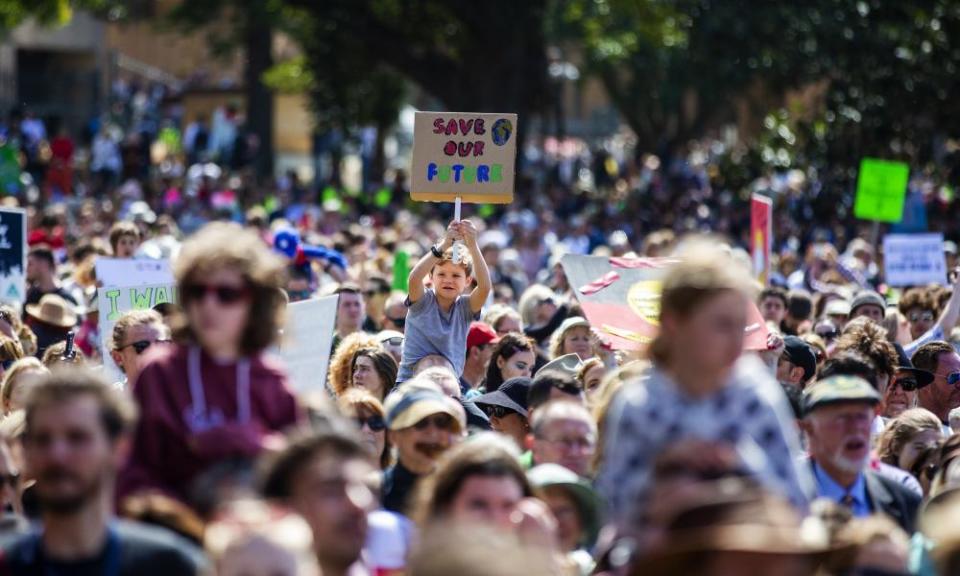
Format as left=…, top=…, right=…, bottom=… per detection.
left=371, top=123, right=387, bottom=186
left=244, top=6, right=274, bottom=180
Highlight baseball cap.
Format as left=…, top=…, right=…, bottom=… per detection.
left=384, top=385, right=466, bottom=432
left=467, top=322, right=499, bottom=350
left=782, top=336, right=817, bottom=384
left=824, top=299, right=851, bottom=317
left=556, top=316, right=590, bottom=337
left=802, top=375, right=881, bottom=416
left=473, top=377, right=533, bottom=418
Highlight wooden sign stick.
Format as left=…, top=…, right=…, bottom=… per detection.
left=453, top=196, right=464, bottom=263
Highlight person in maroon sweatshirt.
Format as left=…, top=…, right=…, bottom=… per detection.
left=118, top=222, right=302, bottom=509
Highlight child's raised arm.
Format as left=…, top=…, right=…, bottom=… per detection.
left=459, top=220, right=491, bottom=313
left=407, top=222, right=457, bottom=304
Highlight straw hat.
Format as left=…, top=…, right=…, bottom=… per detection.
left=25, top=294, right=78, bottom=328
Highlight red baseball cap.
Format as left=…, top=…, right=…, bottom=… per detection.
left=467, top=322, right=499, bottom=350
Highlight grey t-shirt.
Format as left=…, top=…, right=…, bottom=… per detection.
left=397, top=289, right=477, bottom=382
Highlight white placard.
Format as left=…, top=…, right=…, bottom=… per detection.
left=883, top=233, right=948, bottom=287
left=279, top=295, right=338, bottom=394
left=95, top=258, right=173, bottom=286
left=96, top=258, right=176, bottom=383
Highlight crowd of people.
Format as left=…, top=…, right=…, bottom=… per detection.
left=2, top=90, right=960, bottom=575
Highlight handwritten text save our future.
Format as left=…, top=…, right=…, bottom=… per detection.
left=426, top=117, right=505, bottom=185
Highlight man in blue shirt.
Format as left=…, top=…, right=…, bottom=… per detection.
left=802, top=375, right=921, bottom=533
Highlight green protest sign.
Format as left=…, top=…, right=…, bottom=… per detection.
left=854, top=158, right=909, bottom=223
left=392, top=250, right=409, bottom=292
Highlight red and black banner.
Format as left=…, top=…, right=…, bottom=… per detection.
left=561, top=254, right=769, bottom=352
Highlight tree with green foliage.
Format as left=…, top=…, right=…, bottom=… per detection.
left=0, top=0, right=106, bottom=31
left=564, top=0, right=960, bottom=176
left=284, top=0, right=550, bottom=130
left=163, top=0, right=282, bottom=178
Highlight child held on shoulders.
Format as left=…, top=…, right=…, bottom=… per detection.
left=397, top=220, right=491, bottom=383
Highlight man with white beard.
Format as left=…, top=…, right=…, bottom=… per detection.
left=802, top=375, right=921, bottom=533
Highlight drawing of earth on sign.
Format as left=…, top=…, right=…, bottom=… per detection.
left=492, top=119, right=513, bottom=146
left=627, top=280, right=662, bottom=327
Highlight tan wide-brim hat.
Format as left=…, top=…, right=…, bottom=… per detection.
left=25, top=294, right=78, bottom=328
left=384, top=385, right=466, bottom=432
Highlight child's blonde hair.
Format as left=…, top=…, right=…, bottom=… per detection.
left=430, top=247, right=473, bottom=277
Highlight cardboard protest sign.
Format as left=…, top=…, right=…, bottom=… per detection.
left=854, top=157, right=909, bottom=223
left=279, top=295, right=338, bottom=394
left=883, top=233, right=948, bottom=287
left=561, top=254, right=769, bottom=352
left=95, top=259, right=175, bottom=382
left=750, top=194, right=773, bottom=285
left=0, top=208, right=26, bottom=305
left=410, top=112, right=517, bottom=204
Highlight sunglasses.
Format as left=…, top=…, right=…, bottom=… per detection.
left=183, top=283, right=251, bottom=305
left=486, top=406, right=516, bottom=419
left=945, top=372, right=960, bottom=387
left=894, top=378, right=920, bottom=392
left=909, top=311, right=936, bottom=323
left=382, top=336, right=404, bottom=347
left=287, top=289, right=313, bottom=301
left=123, top=339, right=171, bottom=355
left=413, top=414, right=455, bottom=431
left=386, top=316, right=406, bottom=329
left=355, top=415, right=386, bottom=432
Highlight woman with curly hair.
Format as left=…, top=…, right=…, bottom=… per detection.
left=327, top=332, right=381, bottom=394
left=332, top=346, right=397, bottom=402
